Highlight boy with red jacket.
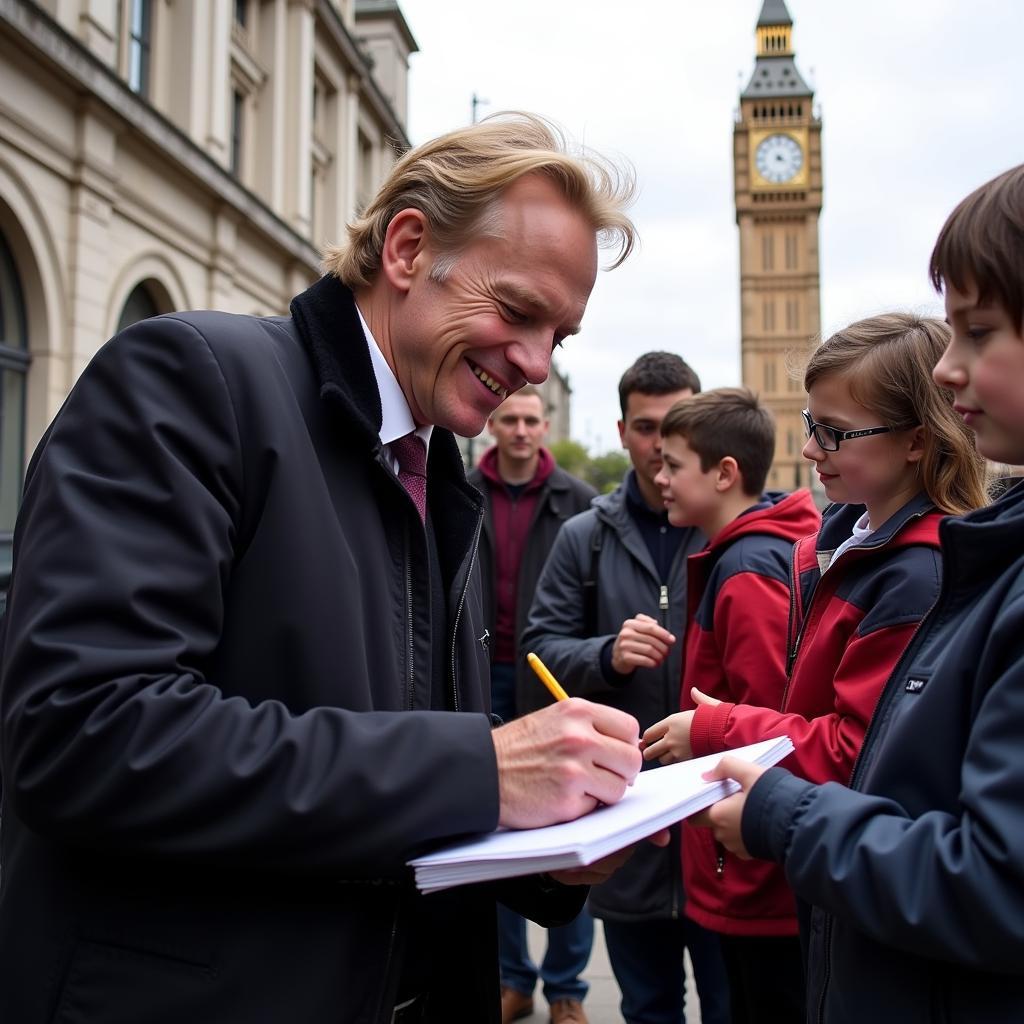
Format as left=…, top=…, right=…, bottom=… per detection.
left=643, top=387, right=819, bottom=1022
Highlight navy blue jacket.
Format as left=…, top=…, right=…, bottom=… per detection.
left=743, top=482, right=1024, bottom=1022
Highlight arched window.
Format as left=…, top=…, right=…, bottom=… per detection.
left=0, top=227, right=29, bottom=552
left=117, top=281, right=161, bottom=332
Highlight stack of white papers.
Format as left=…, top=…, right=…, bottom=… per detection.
left=409, top=735, right=793, bottom=893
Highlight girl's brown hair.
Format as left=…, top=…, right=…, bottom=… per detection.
left=804, top=313, right=986, bottom=515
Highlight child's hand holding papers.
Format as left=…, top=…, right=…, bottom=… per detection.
left=689, top=755, right=771, bottom=860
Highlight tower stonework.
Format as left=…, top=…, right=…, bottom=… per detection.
left=734, top=0, right=823, bottom=489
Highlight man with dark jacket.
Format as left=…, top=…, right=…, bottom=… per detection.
left=523, top=352, right=730, bottom=1024
left=0, top=114, right=653, bottom=1024
left=469, top=386, right=597, bottom=1024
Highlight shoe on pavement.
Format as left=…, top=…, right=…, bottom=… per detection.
left=548, top=998, right=588, bottom=1024
left=500, top=986, right=535, bottom=1023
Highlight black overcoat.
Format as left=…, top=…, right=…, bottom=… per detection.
left=0, top=275, right=582, bottom=1023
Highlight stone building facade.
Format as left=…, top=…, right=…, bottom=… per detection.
left=0, top=0, right=416, bottom=576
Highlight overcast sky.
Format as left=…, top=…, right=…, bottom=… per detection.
left=397, top=0, right=1024, bottom=453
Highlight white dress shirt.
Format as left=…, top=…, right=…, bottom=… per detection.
left=824, top=510, right=876, bottom=572
left=355, top=305, right=432, bottom=471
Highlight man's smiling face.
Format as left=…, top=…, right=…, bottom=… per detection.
left=387, top=174, right=598, bottom=437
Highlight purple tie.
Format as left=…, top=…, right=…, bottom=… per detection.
left=391, top=432, right=427, bottom=523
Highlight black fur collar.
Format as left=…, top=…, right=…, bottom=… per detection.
left=290, top=273, right=382, bottom=452
left=289, top=274, right=480, bottom=499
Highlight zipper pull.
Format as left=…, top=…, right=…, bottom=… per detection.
left=716, top=853, right=725, bottom=878
left=659, top=585, right=669, bottom=611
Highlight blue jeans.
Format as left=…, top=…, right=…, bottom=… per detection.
left=490, top=660, right=518, bottom=723
left=498, top=902, right=594, bottom=1004
left=602, top=916, right=730, bottom=1024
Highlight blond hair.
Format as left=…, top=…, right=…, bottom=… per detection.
left=323, top=112, right=636, bottom=289
left=804, top=313, right=987, bottom=516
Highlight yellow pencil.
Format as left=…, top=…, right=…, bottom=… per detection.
left=527, top=652, right=569, bottom=702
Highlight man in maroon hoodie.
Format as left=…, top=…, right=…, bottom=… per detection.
left=469, top=385, right=598, bottom=1024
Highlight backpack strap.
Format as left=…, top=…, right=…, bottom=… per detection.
left=581, top=520, right=605, bottom=637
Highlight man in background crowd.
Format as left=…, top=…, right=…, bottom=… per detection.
left=470, top=386, right=598, bottom=1024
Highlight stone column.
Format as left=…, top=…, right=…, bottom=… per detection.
left=208, top=206, right=238, bottom=311
left=66, top=100, right=118, bottom=380
left=282, top=0, right=315, bottom=236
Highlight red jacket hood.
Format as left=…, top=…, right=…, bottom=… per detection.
left=706, top=488, right=820, bottom=554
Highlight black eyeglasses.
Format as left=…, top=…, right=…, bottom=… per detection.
left=801, top=409, right=893, bottom=452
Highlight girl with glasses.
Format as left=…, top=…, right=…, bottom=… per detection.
left=643, top=313, right=986, bottom=1009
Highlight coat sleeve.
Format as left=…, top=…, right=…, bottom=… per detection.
left=742, top=590, right=1024, bottom=973
left=0, top=317, right=499, bottom=876
left=520, top=515, right=624, bottom=698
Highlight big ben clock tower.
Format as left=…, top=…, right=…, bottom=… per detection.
left=734, top=0, right=823, bottom=489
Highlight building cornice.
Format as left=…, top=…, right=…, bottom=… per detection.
left=354, top=0, right=419, bottom=56
left=315, top=0, right=410, bottom=151
left=0, top=0, right=321, bottom=273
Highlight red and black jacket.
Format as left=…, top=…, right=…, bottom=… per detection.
left=679, top=489, right=820, bottom=936
left=687, top=491, right=943, bottom=935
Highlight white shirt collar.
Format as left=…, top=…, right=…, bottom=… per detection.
left=355, top=304, right=432, bottom=450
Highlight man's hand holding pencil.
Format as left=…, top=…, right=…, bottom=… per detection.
left=490, top=653, right=642, bottom=829
left=489, top=652, right=669, bottom=884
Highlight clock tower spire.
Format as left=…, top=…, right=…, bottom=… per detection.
left=734, top=0, right=823, bottom=489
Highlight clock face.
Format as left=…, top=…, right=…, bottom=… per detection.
left=755, top=134, right=804, bottom=184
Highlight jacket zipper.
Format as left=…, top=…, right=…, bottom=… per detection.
left=811, top=510, right=939, bottom=1019
left=595, top=505, right=688, bottom=920
left=449, top=512, right=484, bottom=713
left=784, top=539, right=805, bottom=678
left=816, top=605, right=938, bottom=1022
left=382, top=445, right=416, bottom=713
left=815, top=915, right=833, bottom=1023
left=404, top=518, right=416, bottom=711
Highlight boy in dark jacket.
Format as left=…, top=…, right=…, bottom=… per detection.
left=642, top=387, right=819, bottom=1022
left=695, top=163, right=1024, bottom=1023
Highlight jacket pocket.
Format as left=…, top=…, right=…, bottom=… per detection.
left=52, top=939, right=215, bottom=1024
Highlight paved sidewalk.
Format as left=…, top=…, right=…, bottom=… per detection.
left=523, top=920, right=702, bottom=1023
